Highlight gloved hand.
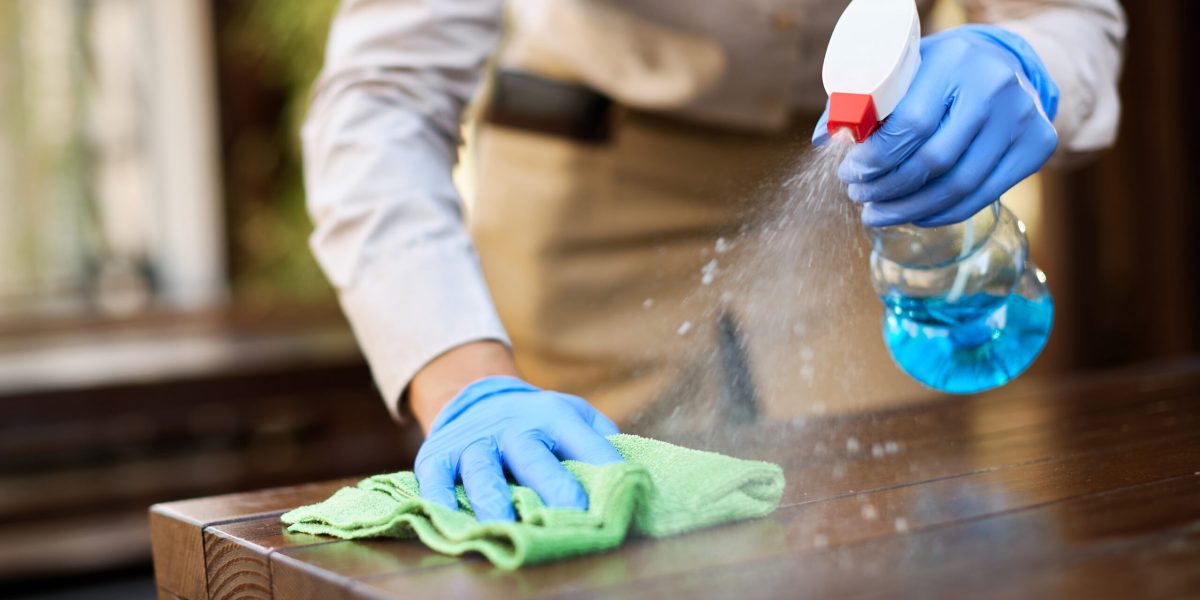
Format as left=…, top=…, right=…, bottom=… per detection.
left=414, top=376, right=623, bottom=522
left=813, top=25, right=1060, bottom=227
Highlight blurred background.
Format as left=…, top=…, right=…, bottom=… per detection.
left=0, top=0, right=1196, bottom=598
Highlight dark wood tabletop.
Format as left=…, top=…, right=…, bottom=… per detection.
left=150, top=360, right=1200, bottom=599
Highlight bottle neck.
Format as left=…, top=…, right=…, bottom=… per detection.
left=866, top=203, right=1001, bottom=269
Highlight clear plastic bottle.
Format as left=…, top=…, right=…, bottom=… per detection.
left=867, top=203, right=1053, bottom=394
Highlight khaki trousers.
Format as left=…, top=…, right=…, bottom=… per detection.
left=470, top=111, right=929, bottom=430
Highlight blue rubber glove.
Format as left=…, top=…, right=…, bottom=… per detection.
left=413, top=376, right=623, bottom=522
left=813, top=25, right=1060, bottom=227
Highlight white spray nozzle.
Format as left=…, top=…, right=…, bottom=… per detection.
left=822, top=0, right=922, bottom=143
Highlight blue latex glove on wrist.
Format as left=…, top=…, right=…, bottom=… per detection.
left=413, top=376, right=623, bottom=522
left=813, top=25, right=1060, bottom=227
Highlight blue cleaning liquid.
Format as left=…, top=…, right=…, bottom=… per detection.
left=882, top=292, right=1054, bottom=394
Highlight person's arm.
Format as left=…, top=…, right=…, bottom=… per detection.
left=409, top=340, right=518, bottom=432
left=303, top=0, right=511, bottom=424
left=961, top=0, right=1126, bottom=157
left=304, top=0, right=622, bottom=522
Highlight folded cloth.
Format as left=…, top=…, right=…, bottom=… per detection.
left=281, top=434, right=785, bottom=570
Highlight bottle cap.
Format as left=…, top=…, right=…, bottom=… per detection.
left=822, top=0, right=922, bottom=144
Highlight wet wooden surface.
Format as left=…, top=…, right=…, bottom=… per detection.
left=150, top=360, right=1200, bottom=599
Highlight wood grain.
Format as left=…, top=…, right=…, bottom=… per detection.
left=150, top=507, right=208, bottom=600
left=150, top=479, right=353, bottom=599
left=149, top=361, right=1200, bottom=599
left=594, top=474, right=1200, bottom=600
left=204, top=529, right=273, bottom=600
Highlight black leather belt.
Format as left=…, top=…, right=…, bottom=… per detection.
left=485, top=70, right=614, bottom=144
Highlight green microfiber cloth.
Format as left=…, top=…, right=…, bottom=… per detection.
left=281, top=434, right=785, bottom=570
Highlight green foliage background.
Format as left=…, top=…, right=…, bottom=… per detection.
left=222, top=0, right=341, bottom=308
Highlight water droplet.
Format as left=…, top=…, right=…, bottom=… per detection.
left=700, top=259, right=718, bottom=286
left=800, top=347, right=814, bottom=361
left=861, top=504, right=878, bottom=521
left=642, top=298, right=655, bottom=309
left=846, top=437, right=860, bottom=453
left=715, top=237, right=730, bottom=254
left=800, top=364, right=815, bottom=382
left=894, top=517, right=909, bottom=532
left=871, top=444, right=885, bottom=459
left=676, top=321, right=693, bottom=335
left=884, top=441, right=900, bottom=455
left=832, top=464, right=847, bottom=479
left=813, top=533, right=829, bottom=548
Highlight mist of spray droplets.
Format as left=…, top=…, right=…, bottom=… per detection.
left=628, top=130, right=884, bottom=446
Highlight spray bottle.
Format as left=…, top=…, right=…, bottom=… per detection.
left=822, top=0, right=1053, bottom=394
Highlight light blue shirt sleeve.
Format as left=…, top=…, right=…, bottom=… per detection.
left=303, top=0, right=510, bottom=420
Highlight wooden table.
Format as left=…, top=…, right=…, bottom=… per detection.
left=150, top=361, right=1200, bottom=599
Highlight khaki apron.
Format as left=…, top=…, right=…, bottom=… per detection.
left=469, top=110, right=930, bottom=430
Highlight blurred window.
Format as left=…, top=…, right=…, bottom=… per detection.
left=0, top=0, right=225, bottom=321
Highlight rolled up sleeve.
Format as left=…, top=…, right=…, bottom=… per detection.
left=963, top=0, right=1127, bottom=156
left=303, top=0, right=508, bottom=419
